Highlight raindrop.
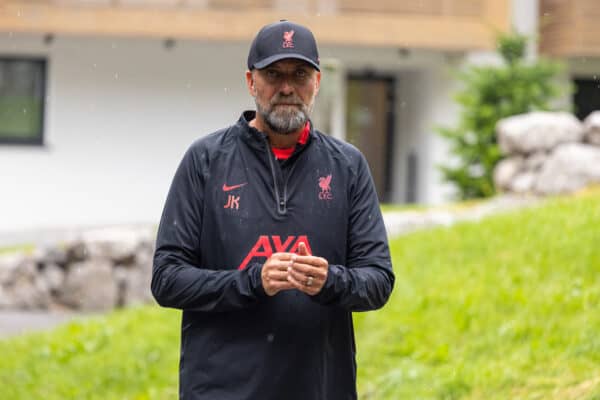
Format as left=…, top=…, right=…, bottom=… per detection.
left=114, top=73, right=119, bottom=80
left=186, top=82, right=192, bottom=89
left=16, top=10, right=21, bottom=17
left=224, top=87, right=228, bottom=92
left=594, top=75, right=598, bottom=81
left=92, top=63, right=97, bottom=68
left=266, top=333, right=275, bottom=342
left=111, top=42, right=117, bottom=49
left=22, top=108, right=27, bottom=114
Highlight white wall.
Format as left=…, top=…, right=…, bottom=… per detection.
left=0, top=34, right=253, bottom=233
left=0, top=34, right=472, bottom=234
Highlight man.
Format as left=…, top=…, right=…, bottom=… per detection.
left=152, top=20, right=394, bottom=400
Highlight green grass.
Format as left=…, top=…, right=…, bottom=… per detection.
left=355, top=189, right=600, bottom=399
left=0, top=244, right=34, bottom=255
left=1, top=190, right=599, bottom=399
left=0, top=307, right=181, bottom=400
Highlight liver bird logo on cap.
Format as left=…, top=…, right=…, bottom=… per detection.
left=283, top=30, right=295, bottom=48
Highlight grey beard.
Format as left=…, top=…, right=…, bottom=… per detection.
left=256, top=100, right=311, bottom=135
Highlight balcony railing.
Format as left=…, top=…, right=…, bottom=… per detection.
left=0, top=0, right=509, bottom=50
left=540, top=0, right=600, bottom=57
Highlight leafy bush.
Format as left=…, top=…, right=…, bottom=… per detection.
left=438, top=32, right=566, bottom=199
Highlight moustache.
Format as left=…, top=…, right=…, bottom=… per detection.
left=270, top=96, right=303, bottom=107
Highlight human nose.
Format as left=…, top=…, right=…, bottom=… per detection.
left=278, top=77, right=294, bottom=95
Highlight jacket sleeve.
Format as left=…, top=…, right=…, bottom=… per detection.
left=312, top=153, right=395, bottom=311
left=151, top=145, right=266, bottom=312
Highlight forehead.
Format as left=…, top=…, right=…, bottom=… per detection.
left=261, top=59, right=314, bottom=70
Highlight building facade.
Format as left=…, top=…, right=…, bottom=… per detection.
left=3, top=0, right=591, bottom=234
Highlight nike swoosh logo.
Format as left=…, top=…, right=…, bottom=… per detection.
left=222, top=182, right=247, bottom=192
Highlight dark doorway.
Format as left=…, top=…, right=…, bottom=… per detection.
left=345, top=74, right=395, bottom=202
left=574, top=77, right=600, bottom=120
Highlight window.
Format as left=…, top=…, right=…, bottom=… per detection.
left=0, top=57, right=46, bottom=145
left=574, top=77, right=600, bottom=120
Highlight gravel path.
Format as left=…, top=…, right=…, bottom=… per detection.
left=0, top=310, right=82, bottom=338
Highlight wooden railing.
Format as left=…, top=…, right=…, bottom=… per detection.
left=0, top=0, right=510, bottom=50
left=540, top=0, right=600, bottom=57
left=19, top=0, right=487, bottom=16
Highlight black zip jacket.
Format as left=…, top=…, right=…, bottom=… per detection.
left=152, top=111, right=394, bottom=400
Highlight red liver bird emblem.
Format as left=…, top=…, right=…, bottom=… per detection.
left=283, top=30, right=295, bottom=48
left=318, top=174, right=332, bottom=200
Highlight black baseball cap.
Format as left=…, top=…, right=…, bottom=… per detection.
left=247, top=20, right=320, bottom=71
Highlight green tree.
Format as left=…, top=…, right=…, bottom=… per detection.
left=438, top=32, right=566, bottom=199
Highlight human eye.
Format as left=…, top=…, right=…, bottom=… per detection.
left=295, top=69, right=307, bottom=78
left=294, top=69, right=308, bottom=83
left=265, top=69, right=280, bottom=81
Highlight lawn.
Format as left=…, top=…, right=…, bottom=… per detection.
left=1, top=190, right=599, bottom=399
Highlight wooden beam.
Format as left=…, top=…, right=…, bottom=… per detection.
left=0, top=1, right=509, bottom=51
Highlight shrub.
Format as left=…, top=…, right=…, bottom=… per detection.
left=438, top=32, right=566, bottom=199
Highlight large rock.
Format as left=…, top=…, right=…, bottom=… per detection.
left=81, top=227, right=154, bottom=264
left=493, top=156, right=524, bottom=191
left=583, top=111, right=600, bottom=146
left=535, top=143, right=600, bottom=195
left=0, top=253, right=28, bottom=285
left=497, top=112, right=584, bottom=155
left=510, top=172, right=537, bottom=194
left=0, top=256, right=50, bottom=309
left=57, top=260, right=118, bottom=311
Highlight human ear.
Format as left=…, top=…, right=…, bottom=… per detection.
left=245, top=70, right=256, bottom=96
left=314, top=71, right=321, bottom=94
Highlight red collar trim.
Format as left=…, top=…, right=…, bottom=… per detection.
left=271, top=122, right=310, bottom=160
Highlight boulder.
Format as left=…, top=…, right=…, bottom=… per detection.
left=510, top=172, right=537, bottom=194
left=524, top=151, right=548, bottom=171
left=81, top=227, right=153, bottom=264
left=535, top=143, right=600, bottom=195
left=583, top=111, right=600, bottom=146
left=494, top=156, right=524, bottom=191
left=0, top=253, right=29, bottom=285
left=57, top=260, right=118, bottom=311
left=497, top=112, right=584, bottom=155
left=0, top=257, right=50, bottom=309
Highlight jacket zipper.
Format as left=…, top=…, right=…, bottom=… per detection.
left=263, top=136, right=287, bottom=215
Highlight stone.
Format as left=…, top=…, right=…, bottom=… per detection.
left=0, top=253, right=28, bottom=285
left=40, top=263, right=66, bottom=293
left=34, top=245, right=68, bottom=267
left=0, top=257, right=50, bottom=310
left=81, top=227, right=154, bottom=264
left=510, top=172, right=537, bottom=194
left=65, top=241, right=87, bottom=263
left=57, top=260, right=118, bottom=311
left=493, top=156, right=524, bottom=191
left=497, top=112, right=584, bottom=155
left=535, top=143, right=600, bottom=195
left=583, top=111, right=600, bottom=146
left=524, top=151, right=548, bottom=171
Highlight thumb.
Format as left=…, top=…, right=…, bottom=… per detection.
left=298, top=242, right=310, bottom=256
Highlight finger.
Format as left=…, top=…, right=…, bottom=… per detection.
left=286, top=272, right=311, bottom=293
left=266, top=270, right=289, bottom=282
left=297, top=242, right=311, bottom=256
left=265, top=258, right=295, bottom=271
left=289, top=262, right=327, bottom=279
left=271, top=252, right=296, bottom=261
left=291, top=255, right=327, bottom=267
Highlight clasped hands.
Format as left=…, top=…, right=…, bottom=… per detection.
left=261, top=242, right=328, bottom=296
